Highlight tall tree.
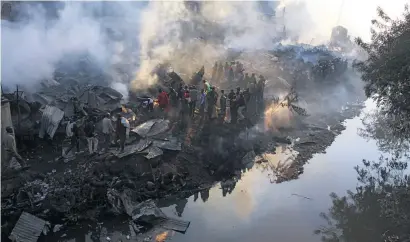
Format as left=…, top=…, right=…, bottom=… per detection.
left=355, top=5, right=410, bottom=139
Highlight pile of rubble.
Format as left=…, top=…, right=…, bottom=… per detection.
left=3, top=80, right=124, bottom=140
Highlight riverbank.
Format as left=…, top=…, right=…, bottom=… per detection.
left=83, top=99, right=382, bottom=242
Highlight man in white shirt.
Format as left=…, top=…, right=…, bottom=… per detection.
left=102, top=113, right=114, bottom=150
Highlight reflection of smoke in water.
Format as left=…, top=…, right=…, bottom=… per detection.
left=264, top=103, right=293, bottom=131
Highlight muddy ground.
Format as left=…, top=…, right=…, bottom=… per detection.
left=1, top=99, right=364, bottom=241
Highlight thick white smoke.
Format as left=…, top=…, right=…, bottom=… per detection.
left=1, top=2, right=142, bottom=96
left=2, top=0, right=406, bottom=94
left=1, top=3, right=108, bottom=90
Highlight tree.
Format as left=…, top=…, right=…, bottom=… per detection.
left=315, top=157, right=410, bottom=242
left=354, top=5, right=410, bottom=140
left=359, top=110, right=410, bottom=155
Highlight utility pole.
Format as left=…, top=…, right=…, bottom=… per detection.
left=16, top=85, right=21, bottom=132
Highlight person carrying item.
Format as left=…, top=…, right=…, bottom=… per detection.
left=116, top=114, right=127, bottom=152
left=102, top=113, right=114, bottom=150
left=84, top=117, right=98, bottom=155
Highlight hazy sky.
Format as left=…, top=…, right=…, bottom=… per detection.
left=297, top=0, right=410, bottom=41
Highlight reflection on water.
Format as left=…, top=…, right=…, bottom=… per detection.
left=53, top=100, right=385, bottom=242
left=257, top=145, right=298, bottom=183
left=157, top=102, right=384, bottom=242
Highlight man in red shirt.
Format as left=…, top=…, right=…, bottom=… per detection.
left=157, top=88, right=169, bottom=113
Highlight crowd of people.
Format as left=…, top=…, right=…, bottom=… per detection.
left=155, top=61, right=266, bottom=126
left=2, top=60, right=267, bottom=168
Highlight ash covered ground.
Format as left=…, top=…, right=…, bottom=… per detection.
left=1, top=1, right=365, bottom=241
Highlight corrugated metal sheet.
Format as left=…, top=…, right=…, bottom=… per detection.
left=160, top=217, right=190, bottom=233
left=38, top=105, right=64, bottom=139
left=9, top=212, right=46, bottom=242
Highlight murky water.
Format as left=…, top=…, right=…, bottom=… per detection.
left=156, top=100, right=382, bottom=242
left=54, top=100, right=382, bottom=242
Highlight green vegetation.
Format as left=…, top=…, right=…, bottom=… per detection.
left=354, top=5, right=410, bottom=140
left=316, top=5, right=410, bottom=242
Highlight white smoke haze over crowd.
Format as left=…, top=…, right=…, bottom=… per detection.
left=1, top=0, right=407, bottom=94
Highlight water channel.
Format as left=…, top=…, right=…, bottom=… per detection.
left=58, top=100, right=383, bottom=242
left=157, top=100, right=382, bottom=242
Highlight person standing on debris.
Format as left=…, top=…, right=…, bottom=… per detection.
left=219, top=90, right=227, bottom=121
left=84, top=117, right=98, bottom=155
left=236, top=91, right=246, bottom=121
left=180, top=89, right=190, bottom=127
left=248, top=77, right=256, bottom=94
left=228, top=66, right=234, bottom=83
left=64, top=119, right=81, bottom=157
left=102, top=113, right=114, bottom=150
left=189, top=86, right=198, bottom=118
left=203, top=80, right=211, bottom=94
left=228, top=89, right=236, bottom=103
left=244, top=73, right=250, bottom=84
left=217, top=62, right=224, bottom=82
left=157, top=88, right=170, bottom=114
left=212, top=62, right=218, bottom=82
left=243, top=88, right=251, bottom=106
left=224, top=62, right=229, bottom=78
left=206, top=87, right=217, bottom=120
left=199, top=89, right=206, bottom=119
left=236, top=87, right=241, bottom=97
left=2, top=127, right=24, bottom=168
left=251, top=73, right=257, bottom=84
left=257, top=75, right=266, bottom=105
left=116, top=114, right=127, bottom=152
left=230, top=94, right=238, bottom=124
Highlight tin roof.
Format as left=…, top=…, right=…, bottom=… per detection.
left=9, top=212, right=46, bottom=242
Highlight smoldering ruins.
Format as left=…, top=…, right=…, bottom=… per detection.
left=1, top=1, right=365, bottom=241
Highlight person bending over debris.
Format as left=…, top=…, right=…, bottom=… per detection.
left=2, top=127, right=24, bottom=169
left=116, top=114, right=127, bottom=152
left=102, top=113, right=114, bottom=150
left=84, top=117, right=98, bottom=155
left=64, top=120, right=80, bottom=157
